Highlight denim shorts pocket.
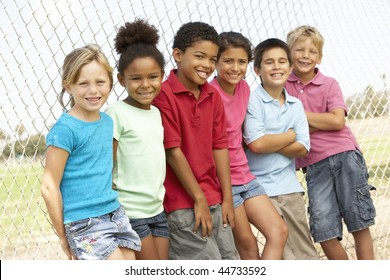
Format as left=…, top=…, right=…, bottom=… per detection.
left=305, top=164, right=317, bottom=188
left=65, top=217, right=94, bottom=236
left=357, top=185, right=376, bottom=220
left=350, top=149, right=364, bottom=166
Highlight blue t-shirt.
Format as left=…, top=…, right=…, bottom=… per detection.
left=243, top=85, right=310, bottom=197
left=46, top=112, right=119, bottom=224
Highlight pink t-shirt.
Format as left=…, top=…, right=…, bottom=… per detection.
left=210, top=78, right=255, bottom=185
left=153, top=70, right=228, bottom=213
left=285, top=68, right=360, bottom=168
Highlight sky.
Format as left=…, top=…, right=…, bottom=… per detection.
left=1, top=0, right=390, bottom=139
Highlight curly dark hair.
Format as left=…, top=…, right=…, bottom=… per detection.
left=114, top=18, right=165, bottom=74
left=172, top=22, right=220, bottom=52
left=218, top=31, right=253, bottom=62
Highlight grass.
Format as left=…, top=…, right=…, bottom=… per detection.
left=349, top=117, right=390, bottom=187
left=0, top=162, right=52, bottom=242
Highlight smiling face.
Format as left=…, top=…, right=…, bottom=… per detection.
left=66, top=60, right=111, bottom=121
left=215, top=47, right=249, bottom=95
left=290, top=37, right=322, bottom=82
left=173, top=40, right=218, bottom=94
left=255, top=47, right=292, bottom=96
left=118, top=56, right=163, bottom=110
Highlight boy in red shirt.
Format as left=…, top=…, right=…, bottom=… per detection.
left=153, top=22, right=238, bottom=260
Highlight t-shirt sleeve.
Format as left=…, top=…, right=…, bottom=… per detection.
left=153, top=89, right=182, bottom=149
left=327, top=79, right=348, bottom=115
left=243, top=93, right=266, bottom=145
left=212, top=92, right=228, bottom=149
left=46, top=123, right=74, bottom=154
left=105, top=105, right=121, bottom=141
left=294, top=100, right=311, bottom=152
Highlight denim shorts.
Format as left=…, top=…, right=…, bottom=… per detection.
left=232, top=178, right=267, bottom=208
left=306, top=150, right=376, bottom=243
left=129, top=211, right=170, bottom=239
left=65, top=206, right=141, bottom=260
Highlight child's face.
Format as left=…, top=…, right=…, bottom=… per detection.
left=215, top=47, right=249, bottom=89
left=118, top=57, right=163, bottom=110
left=255, top=47, right=292, bottom=90
left=290, top=37, right=322, bottom=77
left=173, top=40, right=218, bottom=91
left=66, top=60, right=111, bottom=117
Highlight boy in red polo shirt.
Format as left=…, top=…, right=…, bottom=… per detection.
left=153, top=22, right=238, bottom=260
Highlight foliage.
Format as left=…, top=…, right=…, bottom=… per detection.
left=346, top=84, right=389, bottom=119
left=1, top=133, right=46, bottom=159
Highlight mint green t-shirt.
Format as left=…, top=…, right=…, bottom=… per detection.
left=105, top=101, right=165, bottom=219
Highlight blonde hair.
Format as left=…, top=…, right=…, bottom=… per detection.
left=59, top=44, right=113, bottom=109
left=286, top=25, right=325, bottom=56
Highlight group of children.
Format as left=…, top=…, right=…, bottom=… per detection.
left=41, top=19, right=376, bottom=260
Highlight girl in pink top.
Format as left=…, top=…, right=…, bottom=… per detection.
left=211, top=32, right=288, bottom=259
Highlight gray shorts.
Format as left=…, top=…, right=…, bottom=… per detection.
left=167, top=204, right=238, bottom=260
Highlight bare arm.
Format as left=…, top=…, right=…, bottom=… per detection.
left=113, top=139, right=118, bottom=163
left=278, top=141, right=308, bottom=158
left=112, top=139, right=118, bottom=189
left=40, top=146, right=73, bottom=259
left=165, top=147, right=212, bottom=238
left=306, top=108, right=346, bottom=131
left=213, top=148, right=235, bottom=229
left=247, top=129, right=296, bottom=154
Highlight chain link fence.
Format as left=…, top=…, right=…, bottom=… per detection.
left=1, top=0, right=389, bottom=259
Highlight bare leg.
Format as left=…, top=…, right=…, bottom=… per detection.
left=245, top=195, right=288, bottom=260
left=107, top=247, right=136, bottom=260
left=135, top=235, right=169, bottom=260
left=352, top=228, right=374, bottom=260
left=320, top=238, right=348, bottom=260
left=136, top=235, right=160, bottom=260
left=154, top=236, right=170, bottom=260
left=232, top=205, right=261, bottom=260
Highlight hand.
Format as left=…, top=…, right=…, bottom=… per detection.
left=309, top=125, right=318, bottom=133
left=221, top=200, right=235, bottom=229
left=60, top=237, right=75, bottom=260
left=287, top=128, right=296, bottom=141
left=193, top=199, right=213, bottom=238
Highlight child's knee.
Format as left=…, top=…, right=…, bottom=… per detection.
left=274, top=222, right=289, bottom=244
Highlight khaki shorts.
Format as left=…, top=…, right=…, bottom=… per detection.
left=270, top=193, right=319, bottom=260
left=167, top=204, right=238, bottom=260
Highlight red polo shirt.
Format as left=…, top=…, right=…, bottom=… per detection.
left=153, top=70, right=228, bottom=213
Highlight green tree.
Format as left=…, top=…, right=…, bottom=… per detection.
left=15, top=123, right=26, bottom=141
left=0, top=129, right=11, bottom=159
left=347, top=82, right=389, bottom=119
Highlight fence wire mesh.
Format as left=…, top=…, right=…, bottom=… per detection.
left=0, top=0, right=389, bottom=259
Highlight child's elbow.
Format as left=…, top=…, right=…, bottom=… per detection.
left=333, top=117, right=346, bottom=130
left=41, top=179, right=55, bottom=201
left=41, top=183, right=50, bottom=199
left=247, top=142, right=266, bottom=154
left=296, top=148, right=309, bottom=158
